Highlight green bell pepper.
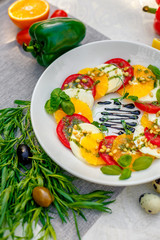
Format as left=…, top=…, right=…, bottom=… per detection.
left=23, top=17, right=86, bottom=67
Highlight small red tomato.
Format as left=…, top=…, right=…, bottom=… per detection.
left=105, top=58, right=134, bottom=90
left=134, top=102, right=160, bottom=114
left=98, top=136, right=120, bottom=166
left=61, top=74, right=96, bottom=98
left=56, top=114, right=90, bottom=149
left=156, top=0, right=160, bottom=5
left=50, top=9, right=68, bottom=18
left=16, top=28, right=31, bottom=46
left=144, top=127, right=160, bottom=146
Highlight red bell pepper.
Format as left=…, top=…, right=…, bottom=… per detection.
left=143, top=5, right=160, bottom=35
left=156, top=0, right=160, bottom=5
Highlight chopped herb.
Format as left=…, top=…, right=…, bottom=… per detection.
left=121, top=120, right=133, bottom=135
left=92, top=121, right=108, bottom=132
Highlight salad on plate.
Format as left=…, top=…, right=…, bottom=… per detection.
left=44, top=57, right=160, bottom=181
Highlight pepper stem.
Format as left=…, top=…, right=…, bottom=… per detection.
left=142, top=6, right=157, bottom=14
left=23, top=43, right=35, bottom=52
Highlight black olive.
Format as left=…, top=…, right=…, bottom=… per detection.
left=17, top=144, right=32, bottom=165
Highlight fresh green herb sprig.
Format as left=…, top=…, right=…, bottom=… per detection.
left=148, top=65, right=160, bottom=80
left=112, top=92, right=138, bottom=105
left=101, top=155, right=153, bottom=180
left=45, top=88, right=75, bottom=115
left=121, top=120, right=133, bottom=135
left=0, top=100, right=114, bottom=240
left=92, top=121, right=108, bottom=132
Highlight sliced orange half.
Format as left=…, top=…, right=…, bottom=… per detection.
left=111, top=133, right=144, bottom=170
left=8, top=0, right=50, bottom=29
left=140, top=112, right=153, bottom=129
left=54, top=98, right=93, bottom=124
left=80, top=133, right=106, bottom=166
left=78, top=67, right=108, bottom=100
left=118, top=65, right=155, bottom=98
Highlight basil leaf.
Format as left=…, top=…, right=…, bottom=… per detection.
left=148, top=65, right=160, bottom=79
left=101, top=165, right=122, bottom=175
left=132, top=156, right=153, bottom=171
left=127, top=95, right=138, bottom=102
left=50, top=96, right=62, bottom=109
left=61, top=100, right=75, bottom=115
left=50, top=88, right=63, bottom=111
left=156, top=89, right=160, bottom=104
left=51, top=88, right=62, bottom=98
left=117, top=154, right=132, bottom=168
left=119, top=168, right=132, bottom=180
left=59, top=91, right=70, bottom=101
left=92, top=121, right=99, bottom=128
left=44, top=100, right=56, bottom=114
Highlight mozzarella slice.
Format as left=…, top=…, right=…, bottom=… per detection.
left=70, top=123, right=101, bottom=162
left=97, top=64, right=124, bottom=93
left=63, top=88, right=94, bottom=109
left=133, top=124, right=160, bottom=158
left=138, top=86, right=160, bottom=103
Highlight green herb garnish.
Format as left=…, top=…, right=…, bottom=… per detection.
left=101, top=154, right=153, bottom=180
left=156, top=88, right=160, bottom=104
left=119, top=169, right=132, bottom=180
left=45, top=88, right=75, bottom=115
left=148, top=65, right=160, bottom=80
left=0, top=100, right=114, bottom=240
left=112, top=92, right=138, bottom=104
left=117, top=155, right=132, bottom=168
left=92, top=121, right=108, bottom=132
left=121, top=120, right=133, bottom=135
left=132, top=156, right=153, bottom=171
left=101, top=165, right=122, bottom=175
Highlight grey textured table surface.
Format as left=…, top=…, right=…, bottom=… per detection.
left=0, top=1, right=124, bottom=239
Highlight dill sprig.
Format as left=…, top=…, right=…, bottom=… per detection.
left=0, top=100, right=114, bottom=240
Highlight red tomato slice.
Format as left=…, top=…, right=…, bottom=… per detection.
left=56, top=114, right=90, bottom=149
left=144, top=127, right=160, bottom=147
left=61, top=74, right=96, bottom=97
left=16, top=28, right=31, bottom=46
left=134, top=102, right=160, bottom=114
left=105, top=58, right=134, bottom=90
left=98, top=136, right=119, bottom=165
left=50, top=9, right=68, bottom=18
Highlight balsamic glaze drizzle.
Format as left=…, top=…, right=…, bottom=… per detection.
left=97, top=100, right=140, bottom=135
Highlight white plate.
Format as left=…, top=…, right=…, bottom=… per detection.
left=31, top=40, right=160, bottom=186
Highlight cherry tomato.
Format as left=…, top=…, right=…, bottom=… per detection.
left=50, top=9, right=68, bottom=18
left=144, top=127, right=160, bottom=147
left=56, top=114, right=90, bottom=149
left=134, top=102, right=160, bottom=114
left=61, top=74, right=96, bottom=98
left=32, top=186, right=54, bottom=207
left=156, top=0, right=160, bottom=5
left=16, top=28, right=31, bottom=46
left=105, top=58, right=134, bottom=89
left=98, top=136, right=120, bottom=165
